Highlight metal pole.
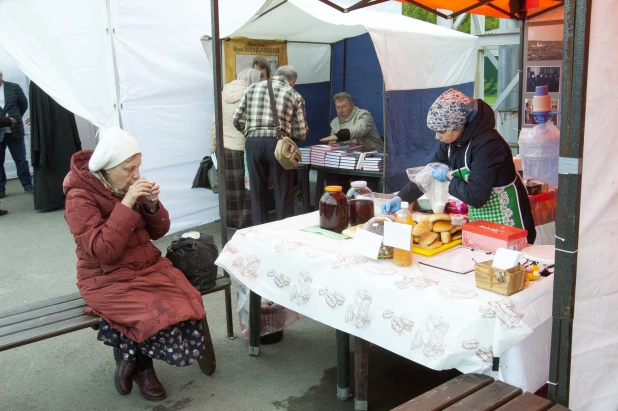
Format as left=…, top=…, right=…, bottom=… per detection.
left=547, top=0, right=591, bottom=405
left=516, top=18, right=525, bottom=136
left=210, top=0, right=228, bottom=247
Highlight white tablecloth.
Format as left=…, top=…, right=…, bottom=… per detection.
left=215, top=212, right=553, bottom=391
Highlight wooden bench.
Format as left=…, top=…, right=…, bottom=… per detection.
left=392, top=374, right=571, bottom=411
left=0, top=277, right=232, bottom=376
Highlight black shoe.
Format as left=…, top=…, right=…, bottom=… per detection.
left=114, top=348, right=137, bottom=396
left=24, top=187, right=34, bottom=195
left=0, top=209, right=7, bottom=216
left=0, top=192, right=5, bottom=199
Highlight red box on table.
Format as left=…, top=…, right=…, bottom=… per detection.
left=462, top=220, right=528, bottom=254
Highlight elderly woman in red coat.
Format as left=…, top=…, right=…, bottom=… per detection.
left=63, top=127, right=206, bottom=401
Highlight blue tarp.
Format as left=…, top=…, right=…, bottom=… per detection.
left=331, top=34, right=384, bottom=136
left=295, top=81, right=331, bottom=147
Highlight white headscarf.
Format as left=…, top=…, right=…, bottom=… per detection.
left=236, top=68, right=262, bottom=84
left=88, top=127, right=142, bottom=172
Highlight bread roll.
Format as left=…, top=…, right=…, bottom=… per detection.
left=440, top=232, right=452, bottom=244
left=421, top=239, right=443, bottom=250
left=413, top=236, right=420, bottom=244
left=450, top=225, right=462, bottom=234
left=342, top=224, right=362, bottom=238
left=412, top=221, right=432, bottom=237
left=430, top=212, right=451, bottom=223
left=452, top=232, right=462, bottom=240
left=432, top=221, right=454, bottom=232
left=419, top=231, right=438, bottom=246
left=419, top=214, right=432, bottom=223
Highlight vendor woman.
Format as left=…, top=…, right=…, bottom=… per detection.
left=381, top=89, right=536, bottom=244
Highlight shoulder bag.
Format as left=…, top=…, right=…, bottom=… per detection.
left=267, top=79, right=301, bottom=170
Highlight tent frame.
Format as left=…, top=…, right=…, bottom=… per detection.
left=210, top=0, right=589, bottom=406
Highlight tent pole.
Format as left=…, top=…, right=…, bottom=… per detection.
left=516, top=18, right=525, bottom=136
left=547, top=0, right=591, bottom=405
left=210, top=0, right=227, bottom=247
left=210, top=0, right=234, bottom=340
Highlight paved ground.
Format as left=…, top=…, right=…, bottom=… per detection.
left=0, top=179, right=458, bottom=411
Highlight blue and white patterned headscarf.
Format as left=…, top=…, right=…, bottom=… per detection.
left=426, top=89, right=478, bottom=131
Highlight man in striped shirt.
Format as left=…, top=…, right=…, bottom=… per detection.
left=233, top=65, right=308, bottom=225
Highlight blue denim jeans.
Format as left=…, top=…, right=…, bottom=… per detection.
left=0, top=133, right=33, bottom=193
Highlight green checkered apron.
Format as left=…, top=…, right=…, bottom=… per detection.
left=450, top=145, right=524, bottom=228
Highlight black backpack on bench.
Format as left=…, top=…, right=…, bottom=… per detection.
left=165, top=233, right=218, bottom=292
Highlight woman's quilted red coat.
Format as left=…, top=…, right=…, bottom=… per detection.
left=63, top=151, right=205, bottom=343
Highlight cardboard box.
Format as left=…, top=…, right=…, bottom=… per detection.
left=462, top=220, right=528, bottom=254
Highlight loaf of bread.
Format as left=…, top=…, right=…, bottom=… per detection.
left=430, top=212, right=451, bottom=223
left=450, top=225, right=462, bottom=234
left=421, top=239, right=443, bottom=250
left=342, top=224, right=363, bottom=238
left=419, top=231, right=438, bottom=246
left=412, top=221, right=432, bottom=237
left=440, top=232, right=452, bottom=244
left=413, top=236, right=420, bottom=244
left=452, top=232, right=462, bottom=241
left=432, top=221, right=454, bottom=232
left=418, top=214, right=432, bottom=223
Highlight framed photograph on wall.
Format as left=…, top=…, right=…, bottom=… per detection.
left=524, top=98, right=560, bottom=126
left=526, top=66, right=561, bottom=93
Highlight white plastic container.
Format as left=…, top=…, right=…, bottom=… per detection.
left=518, top=121, right=560, bottom=188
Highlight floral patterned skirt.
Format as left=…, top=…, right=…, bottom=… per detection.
left=98, top=318, right=205, bottom=366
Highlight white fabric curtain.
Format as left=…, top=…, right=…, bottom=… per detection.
left=108, top=0, right=262, bottom=233
left=570, top=0, right=618, bottom=409
left=0, top=0, right=119, bottom=127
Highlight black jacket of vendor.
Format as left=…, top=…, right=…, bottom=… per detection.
left=398, top=99, right=536, bottom=244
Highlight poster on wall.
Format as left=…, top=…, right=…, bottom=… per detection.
left=522, top=20, right=564, bottom=129
left=223, top=37, right=288, bottom=83
left=525, top=66, right=560, bottom=93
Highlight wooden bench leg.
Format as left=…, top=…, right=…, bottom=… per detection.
left=249, top=291, right=261, bottom=357
left=336, top=330, right=352, bottom=401
left=354, top=336, right=370, bottom=411
left=198, top=316, right=216, bottom=376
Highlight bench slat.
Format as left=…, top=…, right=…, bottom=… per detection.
left=0, top=299, right=86, bottom=328
left=0, top=307, right=90, bottom=339
left=445, top=381, right=523, bottom=411
left=0, top=276, right=231, bottom=352
left=495, top=392, right=553, bottom=411
left=0, top=315, right=98, bottom=352
left=547, top=404, right=571, bottom=411
left=391, top=374, right=494, bottom=411
left=0, top=292, right=82, bottom=320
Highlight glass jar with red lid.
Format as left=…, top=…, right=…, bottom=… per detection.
left=319, top=185, right=348, bottom=233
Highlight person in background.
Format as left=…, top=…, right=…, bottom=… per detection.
left=63, top=127, right=207, bottom=401
left=0, top=70, right=32, bottom=198
left=233, top=65, right=308, bottom=225
left=252, top=56, right=271, bottom=81
left=0, top=112, right=16, bottom=215
left=210, top=68, right=262, bottom=229
left=381, top=89, right=536, bottom=244
left=320, top=92, right=383, bottom=153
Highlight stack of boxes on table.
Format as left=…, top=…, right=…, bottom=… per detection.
left=299, top=144, right=383, bottom=171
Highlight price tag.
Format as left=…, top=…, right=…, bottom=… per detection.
left=383, top=221, right=412, bottom=251
left=353, top=229, right=383, bottom=260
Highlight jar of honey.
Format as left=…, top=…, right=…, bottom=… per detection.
left=319, top=186, right=348, bottom=233
left=346, top=181, right=375, bottom=226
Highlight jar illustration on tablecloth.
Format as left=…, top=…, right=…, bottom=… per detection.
left=345, top=290, right=372, bottom=329
left=412, top=315, right=449, bottom=357
left=291, top=271, right=313, bottom=305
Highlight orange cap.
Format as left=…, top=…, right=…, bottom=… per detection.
left=325, top=185, right=342, bottom=192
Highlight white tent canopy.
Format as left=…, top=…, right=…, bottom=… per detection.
left=214, top=0, right=479, bottom=91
